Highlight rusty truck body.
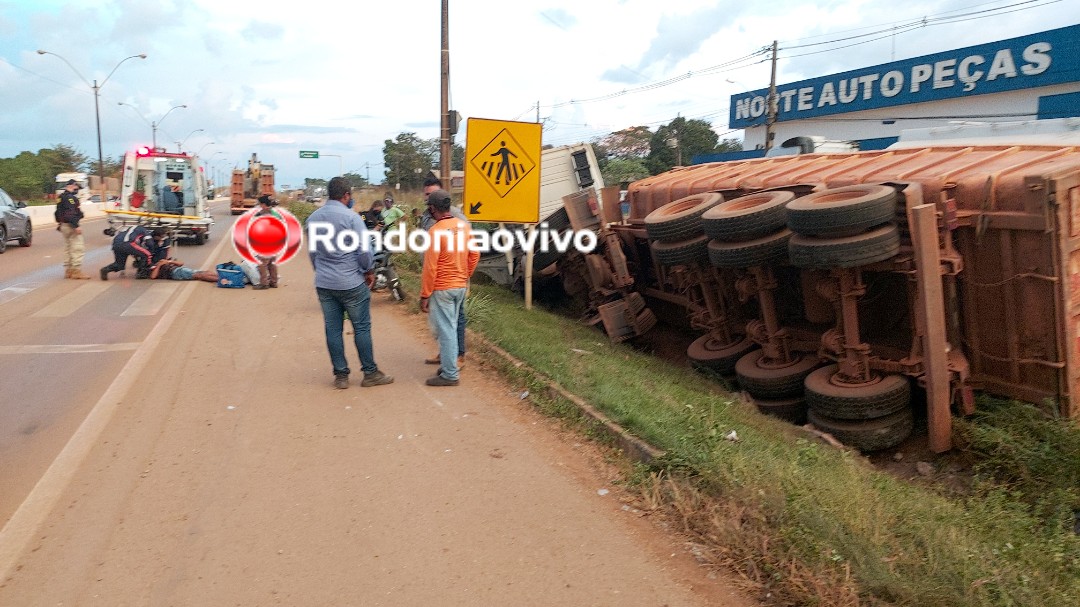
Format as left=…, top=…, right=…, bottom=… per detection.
left=230, top=153, right=275, bottom=215
left=551, top=134, right=1080, bottom=451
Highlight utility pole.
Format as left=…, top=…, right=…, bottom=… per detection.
left=439, top=0, right=451, bottom=186
left=764, top=40, right=778, bottom=152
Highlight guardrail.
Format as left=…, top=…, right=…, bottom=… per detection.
left=27, top=202, right=106, bottom=230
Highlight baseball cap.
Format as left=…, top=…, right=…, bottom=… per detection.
left=65, top=179, right=80, bottom=189
left=427, top=189, right=452, bottom=211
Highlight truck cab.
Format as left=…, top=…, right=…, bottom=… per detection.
left=112, top=147, right=213, bottom=244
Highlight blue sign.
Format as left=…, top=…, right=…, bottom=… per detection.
left=729, top=25, right=1080, bottom=128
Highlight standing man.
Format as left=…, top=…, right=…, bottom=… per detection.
left=99, top=224, right=153, bottom=281
left=420, top=189, right=479, bottom=387
left=419, top=174, right=469, bottom=368
left=55, top=179, right=90, bottom=279
left=253, top=195, right=281, bottom=289
left=308, top=176, right=394, bottom=390
left=380, top=194, right=405, bottom=231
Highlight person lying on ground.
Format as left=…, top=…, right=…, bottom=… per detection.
left=149, top=259, right=219, bottom=282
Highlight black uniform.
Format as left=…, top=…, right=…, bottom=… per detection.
left=101, top=226, right=153, bottom=279
left=54, top=189, right=83, bottom=228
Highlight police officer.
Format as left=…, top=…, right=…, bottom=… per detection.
left=55, top=179, right=90, bottom=279
left=99, top=224, right=153, bottom=281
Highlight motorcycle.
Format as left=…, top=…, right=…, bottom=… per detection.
left=371, top=248, right=404, bottom=302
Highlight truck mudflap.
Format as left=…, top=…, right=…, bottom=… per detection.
left=104, top=209, right=214, bottom=245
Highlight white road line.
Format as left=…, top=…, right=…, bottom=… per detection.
left=0, top=230, right=232, bottom=581
left=0, top=343, right=142, bottom=355
left=0, top=283, right=43, bottom=306
left=121, top=282, right=180, bottom=316
left=30, top=282, right=110, bottom=318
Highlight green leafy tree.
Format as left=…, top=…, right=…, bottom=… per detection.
left=717, top=138, right=743, bottom=153
left=601, top=158, right=651, bottom=188
left=38, top=144, right=90, bottom=176
left=0, top=151, right=52, bottom=199
left=646, top=117, right=719, bottom=175
left=385, top=133, right=436, bottom=189
left=451, top=142, right=464, bottom=171
left=342, top=172, right=368, bottom=189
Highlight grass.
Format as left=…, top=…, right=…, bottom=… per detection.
left=391, top=266, right=1080, bottom=606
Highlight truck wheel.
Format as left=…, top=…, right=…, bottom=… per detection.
left=532, top=242, right=565, bottom=272
left=195, top=232, right=208, bottom=245
left=707, top=229, right=791, bottom=268
left=752, top=396, right=808, bottom=425
left=786, top=184, right=897, bottom=238
left=736, top=350, right=822, bottom=399
left=644, top=193, right=723, bottom=243
left=788, top=223, right=899, bottom=269
left=651, top=234, right=709, bottom=267
left=807, top=408, right=913, bottom=452
left=18, top=222, right=32, bottom=247
left=702, top=191, right=793, bottom=242
left=804, top=365, right=911, bottom=420
left=687, top=334, right=756, bottom=375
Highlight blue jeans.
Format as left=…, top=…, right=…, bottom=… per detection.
left=430, top=288, right=466, bottom=381
left=457, top=300, right=466, bottom=357
left=317, top=284, right=377, bottom=377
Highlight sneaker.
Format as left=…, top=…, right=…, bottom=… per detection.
left=360, top=370, right=394, bottom=387
left=100, top=267, right=109, bottom=281
left=426, top=374, right=459, bottom=387
left=333, top=375, right=349, bottom=389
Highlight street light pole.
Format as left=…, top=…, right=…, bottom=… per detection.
left=118, top=103, right=186, bottom=149
left=36, top=50, right=146, bottom=197
left=177, top=129, right=204, bottom=152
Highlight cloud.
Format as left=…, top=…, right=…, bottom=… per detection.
left=404, top=120, right=440, bottom=129
left=630, top=4, right=746, bottom=75
left=539, top=8, right=577, bottom=30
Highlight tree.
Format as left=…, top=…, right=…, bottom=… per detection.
left=599, top=126, right=652, bottom=160
left=451, top=142, right=464, bottom=171
left=646, top=117, right=720, bottom=175
left=601, top=158, right=651, bottom=188
left=342, top=172, right=368, bottom=189
left=717, top=138, right=743, bottom=153
left=384, top=133, right=436, bottom=189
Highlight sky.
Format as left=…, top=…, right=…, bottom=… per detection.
left=0, top=0, right=1076, bottom=189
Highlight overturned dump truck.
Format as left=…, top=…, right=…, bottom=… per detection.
left=549, top=129, right=1080, bottom=451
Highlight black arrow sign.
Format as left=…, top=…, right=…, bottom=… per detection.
left=469, top=201, right=483, bottom=215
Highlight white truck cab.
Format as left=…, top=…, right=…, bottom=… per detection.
left=112, top=147, right=213, bottom=244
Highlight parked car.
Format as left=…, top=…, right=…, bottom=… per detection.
left=0, top=186, right=33, bottom=253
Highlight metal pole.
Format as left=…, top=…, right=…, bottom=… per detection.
left=764, top=40, right=778, bottom=152
left=440, top=0, right=451, bottom=184
left=912, top=203, right=953, bottom=453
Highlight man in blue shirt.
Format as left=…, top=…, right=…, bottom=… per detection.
left=308, top=176, right=394, bottom=390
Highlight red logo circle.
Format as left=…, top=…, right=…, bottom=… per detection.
left=232, top=207, right=303, bottom=265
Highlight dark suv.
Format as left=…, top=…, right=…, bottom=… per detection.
left=0, top=186, right=33, bottom=253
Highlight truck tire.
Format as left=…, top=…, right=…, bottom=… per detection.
left=707, top=229, right=791, bottom=268
left=532, top=242, right=565, bottom=272
left=786, top=184, right=897, bottom=238
left=687, top=334, right=756, bottom=376
left=643, top=193, right=724, bottom=243
left=651, top=234, right=709, bottom=267
left=702, top=191, right=793, bottom=242
left=752, top=396, right=808, bottom=425
left=736, top=350, right=822, bottom=399
left=788, top=223, right=899, bottom=269
left=804, top=365, right=911, bottom=420
left=807, top=408, right=913, bottom=452
left=195, top=231, right=208, bottom=245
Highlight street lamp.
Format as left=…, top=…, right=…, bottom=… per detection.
left=117, top=102, right=187, bottom=149
left=36, top=49, right=146, bottom=195
left=196, top=141, right=216, bottom=156
left=177, top=129, right=204, bottom=152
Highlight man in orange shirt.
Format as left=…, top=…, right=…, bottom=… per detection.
left=420, top=190, right=479, bottom=386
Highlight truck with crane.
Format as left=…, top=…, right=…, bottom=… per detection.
left=231, top=153, right=275, bottom=214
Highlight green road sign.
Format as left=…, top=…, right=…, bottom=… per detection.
left=299, top=150, right=319, bottom=159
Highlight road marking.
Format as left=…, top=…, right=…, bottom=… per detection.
left=0, top=343, right=141, bottom=355
left=30, top=282, right=110, bottom=318
left=0, top=230, right=231, bottom=580
left=121, top=282, right=180, bottom=316
left=0, top=283, right=44, bottom=306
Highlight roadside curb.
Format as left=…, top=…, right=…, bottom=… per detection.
left=467, top=330, right=667, bottom=464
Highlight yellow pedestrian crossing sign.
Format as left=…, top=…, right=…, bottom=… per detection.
left=464, top=118, right=541, bottom=223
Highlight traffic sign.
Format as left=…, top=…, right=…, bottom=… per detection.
left=464, top=118, right=541, bottom=223
left=299, top=150, right=319, bottom=159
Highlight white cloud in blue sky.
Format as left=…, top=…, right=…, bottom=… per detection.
left=0, top=0, right=1075, bottom=187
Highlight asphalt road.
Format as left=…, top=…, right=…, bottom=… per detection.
left=0, top=199, right=234, bottom=525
